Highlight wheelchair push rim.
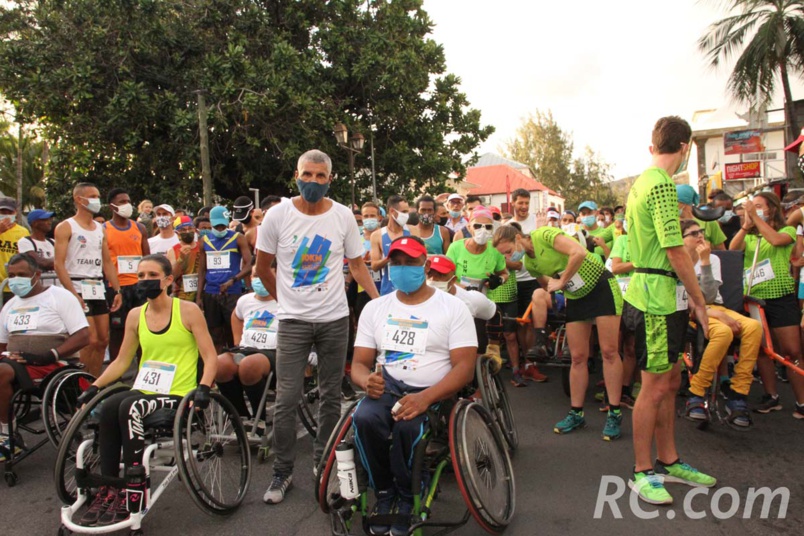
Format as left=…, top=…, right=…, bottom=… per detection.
left=43, top=369, right=95, bottom=449
left=174, top=390, right=252, bottom=516
left=476, top=356, right=518, bottom=452
left=449, top=399, right=516, bottom=534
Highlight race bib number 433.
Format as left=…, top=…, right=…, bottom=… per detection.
left=7, top=306, right=40, bottom=332
left=382, top=318, right=429, bottom=356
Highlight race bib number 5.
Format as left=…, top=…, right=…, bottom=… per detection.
left=117, top=255, right=142, bottom=275
left=382, top=318, right=429, bottom=356
left=133, top=361, right=177, bottom=395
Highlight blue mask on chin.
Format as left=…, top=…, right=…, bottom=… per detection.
left=212, top=228, right=228, bottom=238
left=389, top=265, right=426, bottom=294
left=252, top=278, right=270, bottom=297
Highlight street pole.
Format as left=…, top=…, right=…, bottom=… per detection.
left=196, top=91, right=213, bottom=206
left=349, top=149, right=356, bottom=210
left=370, top=128, right=377, bottom=203
left=16, top=123, right=23, bottom=209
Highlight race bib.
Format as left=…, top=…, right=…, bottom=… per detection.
left=370, top=269, right=382, bottom=283
left=617, top=277, right=630, bottom=295
left=117, top=255, right=142, bottom=275
left=241, top=310, right=277, bottom=349
left=207, top=251, right=231, bottom=270
left=182, top=274, right=199, bottom=293
left=133, top=361, right=176, bottom=395
left=559, top=270, right=586, bottom=293
left=460, top=276, right=487, bottom=295
left=81, top=280, right=106, bottom=301
left=7, top=306, right=40, bottom=333
left=676, top=282, right=689, bottom=312
left=744, top=259, right=776, bottom=286
left=382, top=318, right=429, bottom=356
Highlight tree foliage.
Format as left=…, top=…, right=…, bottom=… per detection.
left=0, top=0, right=492, bottom=216
left=503, top=110, right=616, bottom=210
left=0, top=118, right=46, bottom=209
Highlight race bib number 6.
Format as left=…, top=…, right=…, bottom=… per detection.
left=133, top=361, right=177, bottom=395
left=382, top=318, right=429, bottom=356
left=81, top=280, right=106, bottom=301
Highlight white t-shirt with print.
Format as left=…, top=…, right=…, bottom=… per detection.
left=257, top=198, right=363, bottom=322
left=235, top=293, right=279, bottom=350
left=694, top=255, right=723, bottom=305
left=148, top=234, right=180, bottom=256
left=510, top=215, right=536, bottom=282
left=452, top=285, right=497, bottom=320
left=17, top=237, right=58, bottom=287
left=355, top=290, right=477, bottom=388
left=0, top=286, right=89, bottom=343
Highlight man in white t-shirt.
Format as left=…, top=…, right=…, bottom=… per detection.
left=351, top=236, right=477, bottom=536
left=255, top=149, right=379, bottom=505
left=147, top=204, right=180, bottom=255
left=19, top=209, right=58, bottom=287
left=0, top=253, right=89, bottom=457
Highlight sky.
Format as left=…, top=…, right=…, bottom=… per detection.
left=423, top=0, right=804, bottom=179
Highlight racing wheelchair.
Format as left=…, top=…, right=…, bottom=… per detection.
left=55, top=383, right=251, bottom=535
left=315, top=394, right=515, bottom=535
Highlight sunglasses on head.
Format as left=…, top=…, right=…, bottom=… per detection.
left=683, top=229, right=704, bottom=238
left=472, top=223, right=493, bottom=231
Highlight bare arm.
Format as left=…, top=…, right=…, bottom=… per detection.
left=55, top=327, right=90, bottom=358
left=370, top=231, right=390, bottom=271
left=138, top=222, right=151, bottom=255
left=196, top=246, right=207, bottom=305
left=611, top=257, right=634, bottom=275
left=666, top=245, right=708, bottom=333
left=53, top=222, right=79, bottom=298
left=231, top=309, right=244, bottom=347
left=101, top=236, right=121, bottom=292
left=351, top=346, right=378, bottom=392
left=235, top=234, right=253, bottom=280
left=254, top=250, right=277, bottom=298
left=348, top=256, right=380, bottom=299
left=441, top=227, right=451, bottom=254
left=551, top=234, right=587, bottom=287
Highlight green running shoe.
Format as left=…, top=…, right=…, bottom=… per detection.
left=628, top=471, right=672, bottom=505
left=602, top=411, right=622, bottom=441
left=553, top=410, right=585, bottom=434
left=654, top=460, right=716, bottom=488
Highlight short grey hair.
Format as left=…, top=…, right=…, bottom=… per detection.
left=297, top=149, right=332, bottom=175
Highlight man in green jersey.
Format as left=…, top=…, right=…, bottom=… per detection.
left=625, top=116, right=715, bottom=505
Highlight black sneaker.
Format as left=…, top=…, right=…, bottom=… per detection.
left=794, top=404, right=804, bottom=421
left=341, top=376, right=357, bottom=401
left=96, top=489, right=129, bottom=526
left=390, top=494, right=414, bottom=536
left=369, top=489, right=396, bottom=535
left=754, top=394, right=782, bottom=414
left=79, top=487, right=113, bottom=526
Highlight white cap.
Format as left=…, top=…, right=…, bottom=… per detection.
left=155, top=204, right=175, bottom=216
left=447, top=193, right=464, bottom=202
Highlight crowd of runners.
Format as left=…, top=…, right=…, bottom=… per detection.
left=0, top=115, right=802, bottom=533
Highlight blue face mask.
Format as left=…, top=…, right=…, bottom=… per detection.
left=252, top=278, right=270, bottom=297
left=297, top=179, right=329, bottom=203
left=389, top=264, right=426, bottom=294
left=8, top=276, right=34, bottom=297
left=199, top=229, right=212, bottom=239
left=449, top=210, right=462, bottom=219
left=510, top=248, right=525, bottom=262
left=718, top=210, right=735, bottom=223
left=212, top=228, right=228, bottom=238
left=363, top=218, right=380, bottom=231
left=581, top=215, right=596, bottom=227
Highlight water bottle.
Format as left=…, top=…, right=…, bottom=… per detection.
left=335, top=442, right=359, bottom=500
left=125, top=464, right=147, bottom=513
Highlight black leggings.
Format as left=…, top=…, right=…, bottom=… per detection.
left=99, top=390, right=182, bottom=477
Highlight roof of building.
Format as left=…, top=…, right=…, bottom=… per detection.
left=473, top=153, right=531, bottom=172
left=465, top=164, right=560, bottom=197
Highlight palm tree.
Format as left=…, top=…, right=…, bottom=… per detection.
left=699, top=0, right=804, bottom=177
left=0, top=123, right=46, bottom=209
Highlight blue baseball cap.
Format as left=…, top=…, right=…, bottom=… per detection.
left=27, top=209, right=55, bottom=223
left=676, top=184, right=699, bottom=206
left=578, top=201, right=598, bottom=212
left=210, top=206, right=230, bottom=228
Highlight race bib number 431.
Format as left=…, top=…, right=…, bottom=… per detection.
left=382, top=318, right=429, bottom=356
left=133, top=361, right=177, bottom=395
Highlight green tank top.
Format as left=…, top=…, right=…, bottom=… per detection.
left=138, top=298, right=198, bottom=397
left=422, top=224, right=444, bottom=255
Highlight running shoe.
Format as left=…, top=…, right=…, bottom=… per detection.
left=369, top=489, right=396, bottom=535
left=511, top=370, right=527, bottom=388
left=725, top=398, right=752, bottom=428
left=602, top=411, right=622, bottom=441
left=390, top=494, right=414, bottom=536
left=0, top=433, right=23, bottom=462
left=628, top=470, right=672, bottom=505
left=523, top=363, right=548, bottom=382
left=685, top=396, right=707, bottom=421
left=97, top=489, right=130, bottom=526
left=753, top=394, right=782, bottom=414
left=794, top=403, right=804, bottom=420
left=341, top=376, right=357, bottom=401
left=263, top=473, right=293, bottom=504
left=553, top=410, right=585, bottom=434
left=526, top=342, right=549, bottom=361
left=620, top=394, right=636, bottom=410
left=654, top=460, right=716, bottom=488
left=79, top=486, right=113, bottom=526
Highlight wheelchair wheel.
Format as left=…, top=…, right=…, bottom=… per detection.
left=450, top=399, right=515, bottom=534
left=174, top=390, right=251, bottom=516
left=316, top=398, right=361, bottom=512
left=476, top=356, right=518, bottom=452
left=298, top=387, right=319, bottom=439
left=42, top=369, right=95, bottom=448
left=54, top=383, right=130, bottom=504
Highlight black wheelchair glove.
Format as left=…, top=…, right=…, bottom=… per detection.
left=487, top=273, right=503, bottom=290
left=76, top=385, right=100, bottom=407
left=21, top=351, right=57, bottom=366
left=193, top=385, right=211, bottom=410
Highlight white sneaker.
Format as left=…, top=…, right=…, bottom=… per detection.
left=263, top=473, right=292, bottom=504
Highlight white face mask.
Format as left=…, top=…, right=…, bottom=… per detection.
left=393, top=210, right=409, bottom=227
left=562, top=223, right=576, bottom=234
left=427, top=278, right=453, bottom=292
left=111, top=202, right=133, bottom=219
left=473, top=228, right=492, bottom=245
left=0, top=214, right=15, bottom=223
left=81, top=197, right=102, bottom=214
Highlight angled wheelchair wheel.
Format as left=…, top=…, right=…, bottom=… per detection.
left=316, top=398, right=362, bottom=512
left=298, top=387, right=319, bottom=439
left=42, top=369, right=95, bottom=448
left=450, top=399, right=515, bottom=534
left=54, top=383, right=130, bottom=504
left=174, top=390, right=251, bottom=516
left=476, top=356, right=518, bottom=452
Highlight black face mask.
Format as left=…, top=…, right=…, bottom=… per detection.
left=179, top=232, right=195, bottom=244
left=438, top=216, right=448, bottom=226
left=136, top=279, right=164, bottom=301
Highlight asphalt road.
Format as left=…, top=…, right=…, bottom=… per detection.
left=2, top=366, right=803, bottom=536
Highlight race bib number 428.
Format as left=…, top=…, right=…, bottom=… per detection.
left=382, top=318, right=429, bottom=356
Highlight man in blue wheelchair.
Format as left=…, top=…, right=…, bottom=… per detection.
left=350, top=236, right=478, bottom=535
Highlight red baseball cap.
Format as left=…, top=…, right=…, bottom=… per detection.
left=388, top=237, right=427, bottom=259
left=428, top=255, right=456, bottom=274
left=489, top=206, right=502, bottom=216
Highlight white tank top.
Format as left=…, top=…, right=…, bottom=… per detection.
left=64, top=217, right=104, bottom=292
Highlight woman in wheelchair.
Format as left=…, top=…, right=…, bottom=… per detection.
left=729, top=193, right=804, bottom=419
left=351, top=236, right=477, bottom=536
left=215, top=266, right=277, bottom=422
left=74, top=254, right=218, bottom=526
left=0, top=253, right=90, bottom=459
left=680, top=220, right=760, bottom=428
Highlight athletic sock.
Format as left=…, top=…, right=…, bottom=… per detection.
left=217, top=377, right=250, bottom=418
left=609, top=405, right=621, bottom=414
left=571, top=406, right=584, bottom=415
left=656, top=458, right=680, bottom=467
left=243, top=377, right=268, bottom=422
